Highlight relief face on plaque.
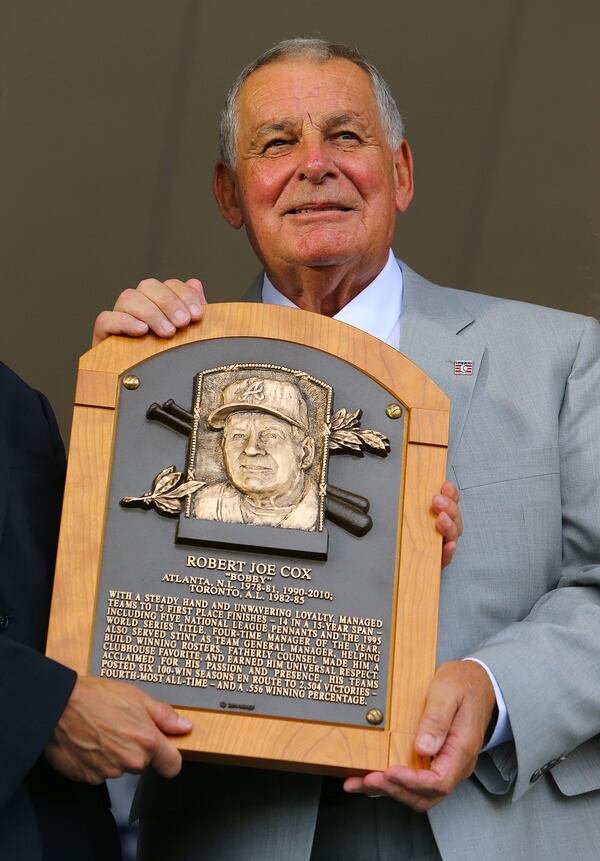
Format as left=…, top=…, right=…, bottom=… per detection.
left=189, top=369, right=329, bottom=533
left=121, top=363, right=391, bottom=558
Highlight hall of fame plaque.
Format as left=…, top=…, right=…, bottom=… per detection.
left=46, top=303, right=449, bottom=775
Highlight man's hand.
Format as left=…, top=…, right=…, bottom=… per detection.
left=433, top=480, right=463, bottom=568
left=44, top=676, right=193, bottom=784
left=343, top=660, right=496, bottom=811
left=92, top=278, right=206, bottom=345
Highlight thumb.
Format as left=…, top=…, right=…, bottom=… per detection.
left=144, top=696, right=193, bottom=736
left=415, top=670, right=460, bottom=757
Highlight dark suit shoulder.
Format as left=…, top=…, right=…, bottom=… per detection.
left=0, top=360, right=40, bottom=401
left=0, top=362, right=64, bottom=458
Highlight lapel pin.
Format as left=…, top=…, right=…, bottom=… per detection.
left=454, top=361, right=473, bottom=376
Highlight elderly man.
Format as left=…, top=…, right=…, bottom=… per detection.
left=95, top=38, right=600, bottom=861
left=1, top=40, right=461, bottom=861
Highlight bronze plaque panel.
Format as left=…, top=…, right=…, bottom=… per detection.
left=90, top=337, right=405, bottom=730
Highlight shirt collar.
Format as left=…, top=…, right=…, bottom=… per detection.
left=261, top=250, right=403, bottom=346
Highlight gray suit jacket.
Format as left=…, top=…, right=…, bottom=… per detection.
left=136, top=262, right=600, bottom=861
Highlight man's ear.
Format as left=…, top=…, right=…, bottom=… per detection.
left=393, top=140, right=415, bottom=213
left=301, top=437, right=316, bottom=470
left=213, top=161, right=244, bottom=229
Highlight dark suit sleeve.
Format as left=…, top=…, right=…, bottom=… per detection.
left=0, top=367, right=78, bottom=808
left=0, top=639, right=76, bottom=807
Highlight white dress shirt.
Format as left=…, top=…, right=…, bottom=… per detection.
left=263, top=250, right=404, bottom=347
left=262, top=249, right=512, bottom=750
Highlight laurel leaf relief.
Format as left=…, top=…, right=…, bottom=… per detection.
left=328, top=408, right=391, bottom=456
left=330, top=407, right=362, bottom=432
left=121, top=465, right=205, bottom=515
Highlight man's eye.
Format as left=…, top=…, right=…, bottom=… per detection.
left=335, top=131, right=359, bottom=141
left=264, top=139, right=291, bottom=151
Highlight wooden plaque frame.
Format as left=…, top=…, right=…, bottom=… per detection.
left=46, top=303, right=449, bottom=776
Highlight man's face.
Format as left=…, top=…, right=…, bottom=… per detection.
left=214, top=58, right=412, bottom=280
left=222, top=411, right=311, bottom=497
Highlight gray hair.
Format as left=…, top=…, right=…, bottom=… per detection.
left=219, top=38, right=404, bottom=168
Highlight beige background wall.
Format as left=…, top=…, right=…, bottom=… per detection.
left=2, top=0, right=599, bottom=437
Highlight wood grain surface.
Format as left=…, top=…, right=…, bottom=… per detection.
left=46, top=303, right=448, bottom=774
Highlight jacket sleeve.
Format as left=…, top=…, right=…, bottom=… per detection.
left=471, top=315, right=600, bottom=801
left=0, top=638, right=76, bottom=807
left=0, top=372, right=77, bottom=808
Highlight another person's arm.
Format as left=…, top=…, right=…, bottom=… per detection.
left=45, top=675, right=192, bottom=783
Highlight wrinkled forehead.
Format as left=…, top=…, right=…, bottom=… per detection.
left=237, top=57, right=380, bottom=139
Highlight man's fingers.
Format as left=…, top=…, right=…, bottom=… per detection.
left=384, top=764, right=446, bottom=792
left=149, top=733, right=184, bottom=779
left=414, top=672, right=460, bottom=757
left=163, top=278, right=206, bottom=322
left=92, top=311, right=149, bottom=345
left=140, top=695, right=190, bottom=778
left=432, top=481, right=462, bottom=530
left=440, top=539, right=457, bottom=568
left=114, top=288, right=178, bottom=337
left=343, top=774, right=366, bottom=793
left=184, top=278, right=207, bottom=318
left=344, top=770, right=445, bottom=811
left=143, top=695, right=193, bottom=736
left=92, top=275, right=206, bottom=345
left=135, top=278, right=193, bottom=329
left=432, top=480, right=463, bottom=569
left=435, top=509, right=459, bottom=541
left=344, top=772, right=400, bottom=800
left=432, top=496, right=463, bottom=537
left=440, top=479, right=459, bottom=503
left=114, top=277, right=206, bottom=335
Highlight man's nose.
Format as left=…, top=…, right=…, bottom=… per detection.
left=296, top=139, right=337, bottom=184
left=243, top=428, right=264, bottom=456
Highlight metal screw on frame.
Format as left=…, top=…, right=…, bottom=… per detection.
left=366, top=708, right=384, bottom=725
left=122, top=374, right=141, bottom=390
left=385, top=403, right=403, bottom=420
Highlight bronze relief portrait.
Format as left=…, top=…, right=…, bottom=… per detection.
left=186, top=365, right=332, bottom=534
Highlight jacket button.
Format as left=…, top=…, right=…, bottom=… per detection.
left=0, top=615, right=9, bottom=632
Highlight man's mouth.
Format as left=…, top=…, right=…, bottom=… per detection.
left=285, top=204, right=352, bottom=215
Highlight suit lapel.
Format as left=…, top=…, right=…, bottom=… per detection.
left=398, top=263, right=486, bottom=466
left=243, top=262, right=485, bottom=467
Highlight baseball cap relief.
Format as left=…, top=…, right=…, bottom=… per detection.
left=206, top=377, right=309, bottom=431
